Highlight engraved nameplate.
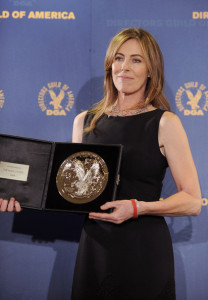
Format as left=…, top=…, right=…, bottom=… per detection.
left=0, top=161, right=30, bottom=182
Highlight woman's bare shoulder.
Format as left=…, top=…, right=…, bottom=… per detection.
left=74, top=111, right=88, bottom=125
left=72, top=111, right=88, bottom=143
left=160, top=111, right=181, bottom=124
left=159, top=111, right=184, bottom=132
left=159, top=111, right=186, bottom=146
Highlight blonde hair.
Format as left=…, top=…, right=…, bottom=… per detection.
left=86, top=28, right=171, bottom=132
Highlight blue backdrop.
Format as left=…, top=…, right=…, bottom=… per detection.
left=0, top=0, right=208, bottom=299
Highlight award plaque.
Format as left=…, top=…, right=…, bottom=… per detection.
left=0, top=134, right=122, bottom=213
left=56, top=151, right=109, bottom=204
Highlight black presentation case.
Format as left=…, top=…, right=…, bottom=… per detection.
left=0, top=134, right=122, bottom=213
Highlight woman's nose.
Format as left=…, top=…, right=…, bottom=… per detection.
left=121, top=59, right=130, bottom=71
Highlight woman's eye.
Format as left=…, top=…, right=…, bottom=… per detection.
left=133, top=59, right=141, bottom=63
left=115, top=56, right=123, bottom=61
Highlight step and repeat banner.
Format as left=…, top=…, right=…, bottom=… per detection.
left=0, top=0, right=208, bottom=299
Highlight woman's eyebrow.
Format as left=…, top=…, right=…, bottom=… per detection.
left=116, top=52, right=143, bottom=58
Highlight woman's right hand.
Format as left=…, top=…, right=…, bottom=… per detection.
left=0, top=197, right=22, bottom=212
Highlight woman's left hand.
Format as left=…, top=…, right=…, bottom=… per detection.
left=89, top=200, right=135, bottom=224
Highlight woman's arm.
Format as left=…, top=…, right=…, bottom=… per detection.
left=89, top=111, right=202, bottom=223
left=138, top=111, right=202, bottom=216
left=72, top=111, right=87, bottom=143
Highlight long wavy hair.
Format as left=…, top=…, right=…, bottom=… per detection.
left=85, top=28, right=171, bottom=132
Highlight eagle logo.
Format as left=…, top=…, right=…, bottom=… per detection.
left=70, top=159, right=102, bottom=197
left=185, top=89, right=202, bottom=110
left=48, top=89, right=65, bottom=110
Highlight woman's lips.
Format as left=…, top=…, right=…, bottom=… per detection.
left=117, top=75, right=133, bottom=80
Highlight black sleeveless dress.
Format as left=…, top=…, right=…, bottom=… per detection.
left=71, top=109, right=176, bottom=300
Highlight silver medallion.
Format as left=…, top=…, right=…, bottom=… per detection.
left=56, top=151, right=109, bottom=204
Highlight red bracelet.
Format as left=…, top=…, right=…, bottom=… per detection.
left=130, top=199, right=137, bottom=218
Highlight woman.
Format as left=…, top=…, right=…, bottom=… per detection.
left=71, top=28, right=201, bottom=299
left=1, top=28, right=201, bottom=299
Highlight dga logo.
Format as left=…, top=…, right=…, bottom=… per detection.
left=175, top=82, right=208, bottom=116
left=0, top=90, right=5, bottom=110
left=38, top=82, right=74, bottom=116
